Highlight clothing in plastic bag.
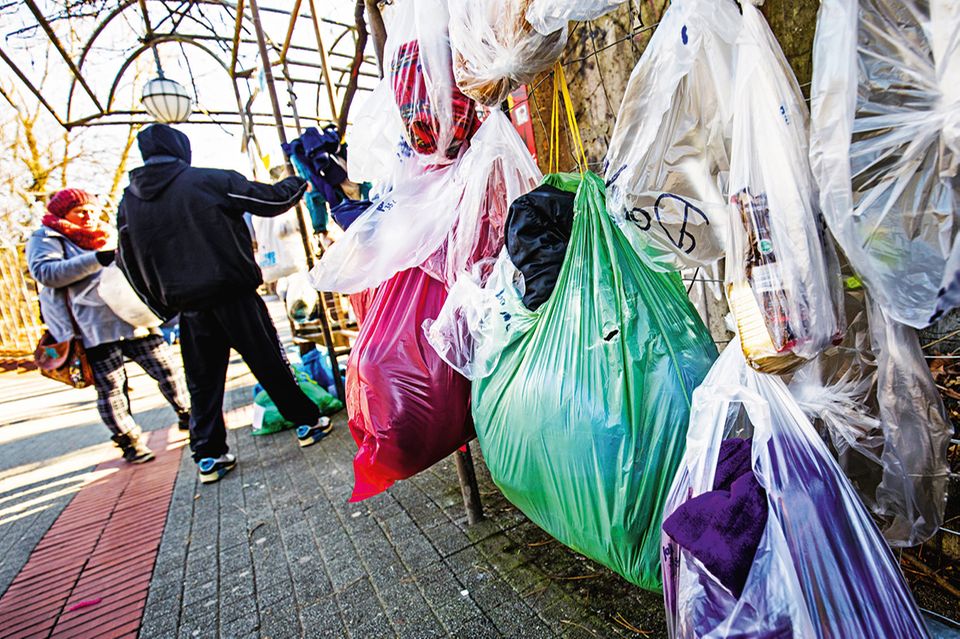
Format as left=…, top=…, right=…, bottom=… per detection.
left=311, top=111, right=541, bottom=294
left=284, top=127, right=347, bottom=206
left=253, top=213, right=305, bottom=282
left=661, top=339, right=929, bottom=639
left=97, top=263, right=162, bottom=329
left=662, top=437, right=766, bottom=599
left=505, top=182, right=575, bottom=310
left=347, top=267, right=473, bottom=501
left=471, top=172, right=717, bottom=589
left=790, top=286, right=951, bottom=547
left=604, top=0, right=740, bottom=271
left=330, top=199, right=372, bottom=232
left=252, top=366, right=343, bottom=436
left=724, top=3, right=843, bottom=373
left=809, top=0, right=960, bottom=329
left=387, top=0, right=480, bottom=164
left=525, top=0, right=624, bottom=36
left=448, top=0, right=567, bottom=106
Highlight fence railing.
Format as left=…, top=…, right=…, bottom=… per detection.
left=0, top=243, right=43, bottom=358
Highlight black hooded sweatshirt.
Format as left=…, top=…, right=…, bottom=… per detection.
left=117, top=124, right=307, bottom=319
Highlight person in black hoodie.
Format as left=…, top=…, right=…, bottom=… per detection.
left=118, top=124, right=333, bottom=484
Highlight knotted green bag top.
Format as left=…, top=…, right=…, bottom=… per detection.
left=472, top=171, right=717, bottom=590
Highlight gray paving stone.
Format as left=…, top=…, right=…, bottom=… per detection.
left=486, top=599, right=557, bottom=638
left=298, top=598, right=344, bottom=638
left=219, top=612, right=260, bottom=639
left=138, top=611, right=179, bottom=639
left=449, top=613, right=501, bottom=639
left=259, top=596, right=301, bottom=639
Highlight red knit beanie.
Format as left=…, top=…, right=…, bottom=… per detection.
left=46, top=189, right=94, bottom=218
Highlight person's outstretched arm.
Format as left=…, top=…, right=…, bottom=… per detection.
left=27, top=234, right=101, bottom=289
left=224, top=172, right=308, bottom=217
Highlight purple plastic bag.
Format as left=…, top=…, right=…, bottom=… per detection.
left=661, top=340, right=929, bottom=639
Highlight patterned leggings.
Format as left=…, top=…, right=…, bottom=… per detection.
left=86, top=334, right=189, bottom=436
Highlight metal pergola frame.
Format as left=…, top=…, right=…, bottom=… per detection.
left=0, top=0, right=381, bottom=404
left=1, top=0, right=378, bottom=129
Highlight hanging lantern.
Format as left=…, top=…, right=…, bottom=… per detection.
left=141, top=77, right=193, bottom=123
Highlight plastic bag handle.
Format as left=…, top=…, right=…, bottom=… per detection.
left=548, top=62, right=588, bottom=174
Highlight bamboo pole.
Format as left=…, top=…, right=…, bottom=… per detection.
left=248, top=0, right=345, bottom=402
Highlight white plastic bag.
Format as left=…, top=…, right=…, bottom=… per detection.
left=385, top=0, right=479, bottom=166
left=723, top=3, right=843, bottom=373
left=448, top=0, right=567, bottom=106
left=253, top=212, right=306, bottom=283
left=791, top=287, right=951, bottom=547
left=310, top=111, right=541, bottom=294
left=662, top=339, right=928, bottom=639
left=810, top=0, right=960, bottom=328
left=283, top=272, right=321, bottom=324
left=525, top=0, right=624, bottom=35
left=346, top=79, right=406, bottom=185
left=96, top=263, right=162, bottom=328
left=604, top=0, right=740, bottom=271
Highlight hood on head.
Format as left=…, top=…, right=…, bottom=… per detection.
left=138, top=124, right=191, bottom=164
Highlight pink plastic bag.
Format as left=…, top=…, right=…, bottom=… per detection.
left=349, top=289, right=377, bottom=327
left=346, top=267, right=473, bottom=501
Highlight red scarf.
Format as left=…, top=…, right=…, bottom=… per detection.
left=42, top=214, right=109, bottom=250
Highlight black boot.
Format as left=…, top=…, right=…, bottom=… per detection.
left=111, top=431, right=155, bottom=464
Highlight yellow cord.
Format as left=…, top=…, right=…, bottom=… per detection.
left=548, top=62, right=587, bottom=175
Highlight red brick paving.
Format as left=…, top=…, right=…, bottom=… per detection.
left=0, top=429, right=186, bottom=639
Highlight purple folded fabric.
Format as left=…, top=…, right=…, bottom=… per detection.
left=663, top=438, right=767, bottom=598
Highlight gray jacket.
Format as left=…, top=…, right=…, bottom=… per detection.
left=26, top=226, right=146, bottom=348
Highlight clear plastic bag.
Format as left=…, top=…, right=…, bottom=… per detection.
left=282, top=272, right=321, bottom=324
left=809, top=0, right=960, bottom=328
left=662, top=339, right=929, bottom=639
left=604, top=0, right=740, bottom=271
left=386, top=0, right=480, bottom=165
left=424, top=249, right=537, bottom=380
left=723, top=3, right=843, bottom=372
left=310, top=111, right=541, bottom=294
left=448, top=0, right=567, bottom=106
left=253, top=213, right=306, bottom=283
left=524, top=0, right=624, bottom=35
left=345, top=78, right=405, bottom=185
left=790, top=286, right=951, bottom=547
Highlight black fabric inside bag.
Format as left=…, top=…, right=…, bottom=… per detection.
left=505, top=184, right=576, bottom=311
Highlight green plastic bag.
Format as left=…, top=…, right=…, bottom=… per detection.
left=252, top=368, right=344, bottom=436
left=472, top=172, right=717, bottom=590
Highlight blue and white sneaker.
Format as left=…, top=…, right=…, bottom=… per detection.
left=296, top=417, right=333, bottom=448
left=198, top=453, right=237, bottom=484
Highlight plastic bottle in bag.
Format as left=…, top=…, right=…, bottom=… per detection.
left=724, top=3, right=843, bottom=373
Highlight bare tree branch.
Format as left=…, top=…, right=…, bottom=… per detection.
left=364, top=0, right=386, bottom=78
left=337, top=0, right=368, bottom=135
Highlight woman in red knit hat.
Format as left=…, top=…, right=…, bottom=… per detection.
left=26, top=188, right=191, bottom=463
